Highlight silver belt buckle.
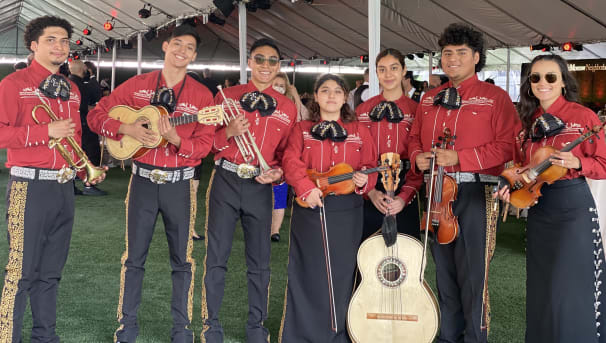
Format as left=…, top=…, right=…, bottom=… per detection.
left=150, top=169, right=169, bottom=184
left=236, top=163, right=257, bottom=179
left=56, top=167, right=75, bottom=184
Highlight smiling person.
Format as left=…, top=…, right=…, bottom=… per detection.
left=495, top=55, right=606, bottom=342
left=87, top=24, right=216, bottom=343
left=356, top=48, right=423, bottom=241
left=279, top=74, right=376, bottom=342
left=408, top=23, right=519, bottom=342
left=201, top=38, right=297, bottom=343
left=0, top=16, right=106, bottom=342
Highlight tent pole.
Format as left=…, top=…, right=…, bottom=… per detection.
left=506, top=47, right=511, bottom=94
left=429, top=53, right=433, bottom=77
left=137, top=33, right=142, bottom=76
left=111, top=40, right=117, bottom=91
left=368, top=0, right=380, bottom=97
left=96, top=47, right=100, bottom=80
left=239, top=2, right=247, bottom=85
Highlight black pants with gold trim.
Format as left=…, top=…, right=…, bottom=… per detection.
left=430, top=182, right=488, bottom=343
left=280, top=194, right=363, bottom=343
left=202, top=166, right=272, bottom=343
left=0, top=175, right=74, bottom=343
left=115, top=170, right=196, bottom=343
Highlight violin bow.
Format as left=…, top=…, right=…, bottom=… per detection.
left=318, top=198, right=338, bottom=332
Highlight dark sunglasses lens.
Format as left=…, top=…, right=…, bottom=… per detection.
left=254, top=55, right=266, bottom=65
left=545, top=73, right=558, bottom=83
left=267, top=57, right=279, bottom=66
left=529, top=74, right=541, bottom=83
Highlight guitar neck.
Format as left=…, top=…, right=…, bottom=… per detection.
left=168, top=113, right=198, bottom=127
left=327, top=166, right=388, bottom=184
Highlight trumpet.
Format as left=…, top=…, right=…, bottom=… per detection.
left=217, top=85, right=271, bottom=178
left=32, top=100, right=105, bottom=183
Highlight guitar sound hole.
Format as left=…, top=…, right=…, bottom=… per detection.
left=377, top=257, right=406, bottom=287
left=382, top=263, right=400, bottom=282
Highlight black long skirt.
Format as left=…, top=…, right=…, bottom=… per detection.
left=280, top=194, right=363, bottom=343
left=526, top=178, right=606, bottom=343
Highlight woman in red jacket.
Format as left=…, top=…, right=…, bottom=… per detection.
left=279, top=74, right=377, bottom=342
left=496, top=54, right=606, bottom=342
left=356, top=48, right=423, bottom=241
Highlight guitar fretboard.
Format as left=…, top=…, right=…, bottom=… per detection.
left=168, top=114, right=198, bottom=127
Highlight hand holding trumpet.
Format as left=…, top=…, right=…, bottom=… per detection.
left=48, top=118, right=76, bottom=139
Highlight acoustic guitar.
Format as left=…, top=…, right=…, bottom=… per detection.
left=348, top=152, right=440, bottom=343
left=105, top=105, right=223, bottom=160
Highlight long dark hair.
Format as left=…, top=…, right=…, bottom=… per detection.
left=518, top=54, right=580, bottom=136
left=308, top=73, right=357, bottom=123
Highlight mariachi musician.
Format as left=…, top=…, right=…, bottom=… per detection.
left=201, top=38, right=297, bottom=343
left=356, top=48, right=423, bottom=241
left=88, top=24, right=215, bottom=343
left=496, top=54, right=606, bottom=342
left=408, top=23, right=518, bottom=342
left=0, top=16, right=105, bottom=342
left=279, top=73, right=377, bottom=342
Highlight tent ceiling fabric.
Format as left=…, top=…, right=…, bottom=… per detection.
left=0, top=0, right=604, bottom=65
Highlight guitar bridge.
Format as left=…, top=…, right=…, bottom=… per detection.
left=366, top=313, right=418, bottom=322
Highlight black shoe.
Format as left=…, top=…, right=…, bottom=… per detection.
left=193, top=234, right=205, bottom=241
left=74, top=186, right=83, bottom=195
left=271, top=233, right=280, bottom=242
left=82, top=185, right=107, bottom=196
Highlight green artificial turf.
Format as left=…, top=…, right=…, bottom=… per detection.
left=0, top=151, right=527, bottom=342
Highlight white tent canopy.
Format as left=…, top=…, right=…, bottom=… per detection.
left=0, top=0, right=604, bottom=70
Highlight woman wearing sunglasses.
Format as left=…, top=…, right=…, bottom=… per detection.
left=279, top=73, right=377, bottom=342
left=495, top=54, right=606, bottom=342
left=355, top=48, right=423, bottom=241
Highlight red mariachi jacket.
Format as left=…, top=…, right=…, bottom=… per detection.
left=283, top=119, right=378, bottom=200
left=356, top=93, right=422, bottom=203
left=0, top=59, right=82, bottom=169
left=88, top=70, right=216, bottom=168
left=514, top=96, right=606, bottom=180
left=409, top=75, right=519, bottom=177
left=212, top=81, right=297, bottom=169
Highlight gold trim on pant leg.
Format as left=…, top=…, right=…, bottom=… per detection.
left=200, top=168, right=216, bottom=343
left=114, top=175, right=133, bottom=343
left=0, top=181, right=28, bottom=342
left=278, top=205, right=294, bottom=343
left=481, top=185, right=499, bottom=334
left=186, top=179, right=197, bottom=339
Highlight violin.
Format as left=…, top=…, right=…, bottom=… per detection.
left=295, top=163, right=389, bottom=208
left=420, top=128, right=460, bottom=244
left=500, top=122, right=606, bottom=209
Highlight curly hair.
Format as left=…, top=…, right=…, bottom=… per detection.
left=24, top=16, right=73, bottom=52
left=308, top=74, right=357, bottom=123
left=517, top=54, right=579, bottom=141
left=438, top=23, right=486, bottom=72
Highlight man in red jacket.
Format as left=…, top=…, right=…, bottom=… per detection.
left=201, top=38, right=297, bottom=343
left=88, top=24, right=215, bottom=343
left=0, top=16, right=105, bottom=342
left=408, top=24, right=518, bottom=343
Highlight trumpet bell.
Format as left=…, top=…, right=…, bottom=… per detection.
left=85, top=163, right=106, bottom=183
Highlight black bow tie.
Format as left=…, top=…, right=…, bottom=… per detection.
left=151, top=87, right=176, bottom=113
left=39, top=74, right=71, bottom=101
left=310, top=121, right=348, bottom=142
left=433, top=87, right=461, bottom=110
left=240, top=91, right=277, bottom=117
left=369, top=101, right=404, bottom=123
left=531, top=113, right=565, bottom=142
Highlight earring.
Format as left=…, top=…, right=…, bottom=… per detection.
left=562, top=87, right=567, bottom=96
left=527, top=88, right=534, bottom=98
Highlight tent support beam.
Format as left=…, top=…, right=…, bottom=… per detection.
left=137, top=32, right=142, bottom=75
left=111, top=39, right=116, bottom=91
left=368, top=0, right=380, bottom=97
left=506, top=47, right=510, bottom=94
left=239, top=2, right=247, bottom=85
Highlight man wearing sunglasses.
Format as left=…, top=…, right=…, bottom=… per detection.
left=88, top=24, right=216, bottom=343
left=201, top=38, right=297, bottom=343
left=408, top=23, right=519, bottom=343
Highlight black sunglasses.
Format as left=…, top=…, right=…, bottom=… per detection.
left=253, top=54, right=279, bottom=66
left=529, top=72, right=558, bottom=84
